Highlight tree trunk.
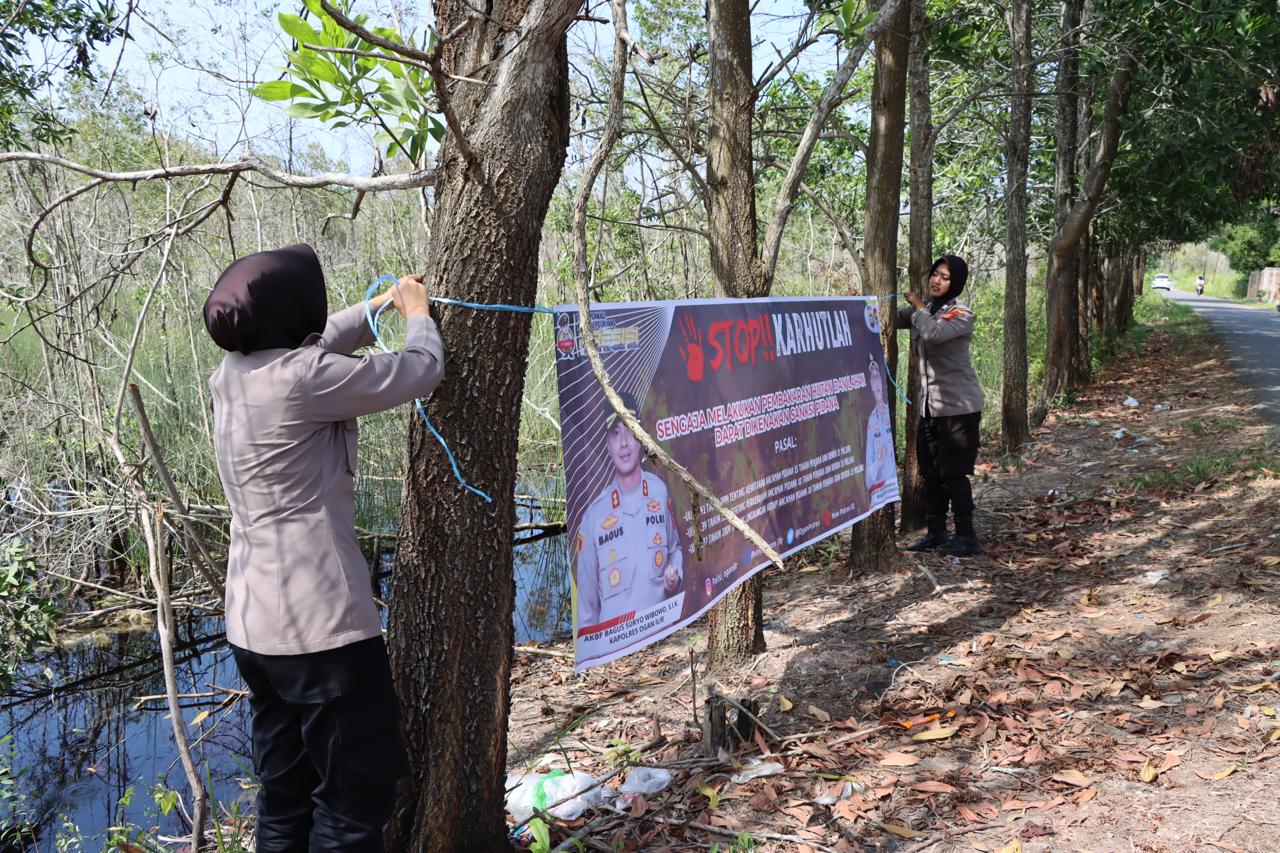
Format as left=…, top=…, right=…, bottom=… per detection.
left=901, top=0, right=932, bottom=532
left=847, top=0, right=910, bottom=574
left=706, top=0, right=763, bottom=299
left=705, top=0, right=766, bottom=667
left=1000, top=0, right=1032, bottom=454
left=1039, top=0, right=1082, bottom=413
left=385, top=2, right=579, bottom=849
left=1039, top=48, right=1134, bottom=418
left=1074, top=229, right=1093, bottom=384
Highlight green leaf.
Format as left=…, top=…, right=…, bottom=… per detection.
left=251, top=80, right=311, bottom=101
left=278, top=13, right=320, bottom=46
left=282, top=100, right=330, bottom=119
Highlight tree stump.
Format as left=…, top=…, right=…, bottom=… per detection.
left=701, top=690, right=759, bottom=757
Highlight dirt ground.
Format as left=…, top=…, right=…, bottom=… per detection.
left=507, top=314, right=1280, bottom=853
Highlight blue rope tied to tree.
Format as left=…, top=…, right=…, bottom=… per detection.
left=363, top=274, right=550, bottom=503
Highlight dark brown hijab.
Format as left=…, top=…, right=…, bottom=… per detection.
left=203, top=244, right=327, bottom=354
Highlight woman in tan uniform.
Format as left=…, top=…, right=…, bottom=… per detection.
left=896, top=254, right=984, bottom=557
left=204, top=244, right=443, bottom=851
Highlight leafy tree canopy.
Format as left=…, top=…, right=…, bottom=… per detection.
left=0, top=0, right=120, bottom=147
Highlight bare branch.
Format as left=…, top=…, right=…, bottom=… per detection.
left=0, top=151, right=437, bottom=191
left=759, top=0, right=908, bottom=288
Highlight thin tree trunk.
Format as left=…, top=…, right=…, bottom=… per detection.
left=1074, top=229, right=1093, bottom=383
left=705, top=0, right=767, bottom=667
left=1001, top=0, right=1032, bottom=454
left=141, top=506, right=207, bottom=852
left=901, top=0, right=932, bottom=531
left=706, top=0, right=762, bottom=299
left=847, top=0, right=910, bottom=574
left=1039, top=0, right=1082, bottom=415
left=386, top=1, right=580, bottom=848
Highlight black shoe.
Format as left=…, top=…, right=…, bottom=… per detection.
left=938, top=534, right=981, bottom=556
left=904, top=516, right=949, bottom=551
left=938, top=515, right=981, bottom=556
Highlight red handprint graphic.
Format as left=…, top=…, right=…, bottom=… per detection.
left=677, top=312, right=705, bottom=382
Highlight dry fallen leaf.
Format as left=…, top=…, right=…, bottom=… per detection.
left=1210, top=650, right=1235, bottom=663
left=1137, top=695, right=1169, bottom=709
left=808, top=704, right=831, bottom=722
left=1140, top=761, right=1158, bottom=783
left=911, top=726, right=958, bottom=741
left=999, top=841, right=1023, bottom=853
left=779, top=695, right=794, bottom=712
left=879, top=751, right=921, bottom=767
left=912, top=780, right=957, bottom=794
left=880, top=823, right=926, bottom=839
left=1211, top=766, right=1236, bottom=780
left=1051, top=769, right=1092, bottom=787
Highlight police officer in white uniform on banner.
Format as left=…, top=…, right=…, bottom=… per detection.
left=574, top=391, right=684, bottom=630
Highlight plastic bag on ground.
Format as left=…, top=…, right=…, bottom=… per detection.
left=730, top=758, right=786, bottom=784
left=505, top=769, right=604, bottom=822
left=618, top=767, right=672, bottom=796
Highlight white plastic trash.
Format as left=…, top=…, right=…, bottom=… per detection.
left=618, top=767, right=673, bottom=796
left=1123, top=396, right=1140, bottom=407
left=729, top=758, right=786, bottom=784
left=505, top=770, right=604, bottom=822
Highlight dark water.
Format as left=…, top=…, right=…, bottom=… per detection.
left=1, top=519, right=569, bottom=849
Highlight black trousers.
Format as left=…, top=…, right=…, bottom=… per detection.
left=231, top=637, right=409, bottom=853
left=916, top=412, right=981, bottom=520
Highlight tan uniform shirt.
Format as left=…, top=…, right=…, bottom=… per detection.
left=210, top=303, right=444, bottom=655
left=896, top=300, right=985, bottom=417
left=574, top=470, right=683, bottom=629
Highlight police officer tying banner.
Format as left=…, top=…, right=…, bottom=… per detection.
left=574, top=391, right=684, bottom=631
left=204, top=245, right=442, bottom=851
left=896, top=254, right=984, bottom=557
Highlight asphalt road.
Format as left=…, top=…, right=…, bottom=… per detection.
left=1164, top=288, right=1280, bottom=423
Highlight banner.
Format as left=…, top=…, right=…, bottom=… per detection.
left=554, top=296, right=899, bottom=671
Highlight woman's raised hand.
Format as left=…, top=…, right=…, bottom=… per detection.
left=374, top=274, right=429, bottom=319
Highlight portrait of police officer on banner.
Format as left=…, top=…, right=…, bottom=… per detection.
left=574, top=391, right=684, bottom=630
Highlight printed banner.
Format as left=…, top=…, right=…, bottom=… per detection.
left=554, top=296, right=899, bottom=671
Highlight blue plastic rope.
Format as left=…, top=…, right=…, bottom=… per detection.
left=363, top=274, right=506, bottom=503
left=883, top=351, right=911, bottom=406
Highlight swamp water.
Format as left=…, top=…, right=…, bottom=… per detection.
left=1, top=509, right=570, bottom=850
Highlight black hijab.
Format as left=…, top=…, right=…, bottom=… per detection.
left=203, top=244, right=327, bottom=354
left=929, top=254, right=969, bottom=314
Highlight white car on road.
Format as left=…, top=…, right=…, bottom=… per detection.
left=1151, top=274, right=1173, bottom=291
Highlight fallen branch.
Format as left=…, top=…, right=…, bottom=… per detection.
left=141, top=504, right=207, bottom=851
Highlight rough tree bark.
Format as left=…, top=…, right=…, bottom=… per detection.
left=901, top=0, right=931, bottom=532
left=706, top=0, right=763, bottom=301
left=1001, top=0, right=1033, bottom=454
left=705, top=0, right=767, bottom=667
left=846, top=0, right=910, bottom=575
left=384, top=1, right=581, bottom=849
